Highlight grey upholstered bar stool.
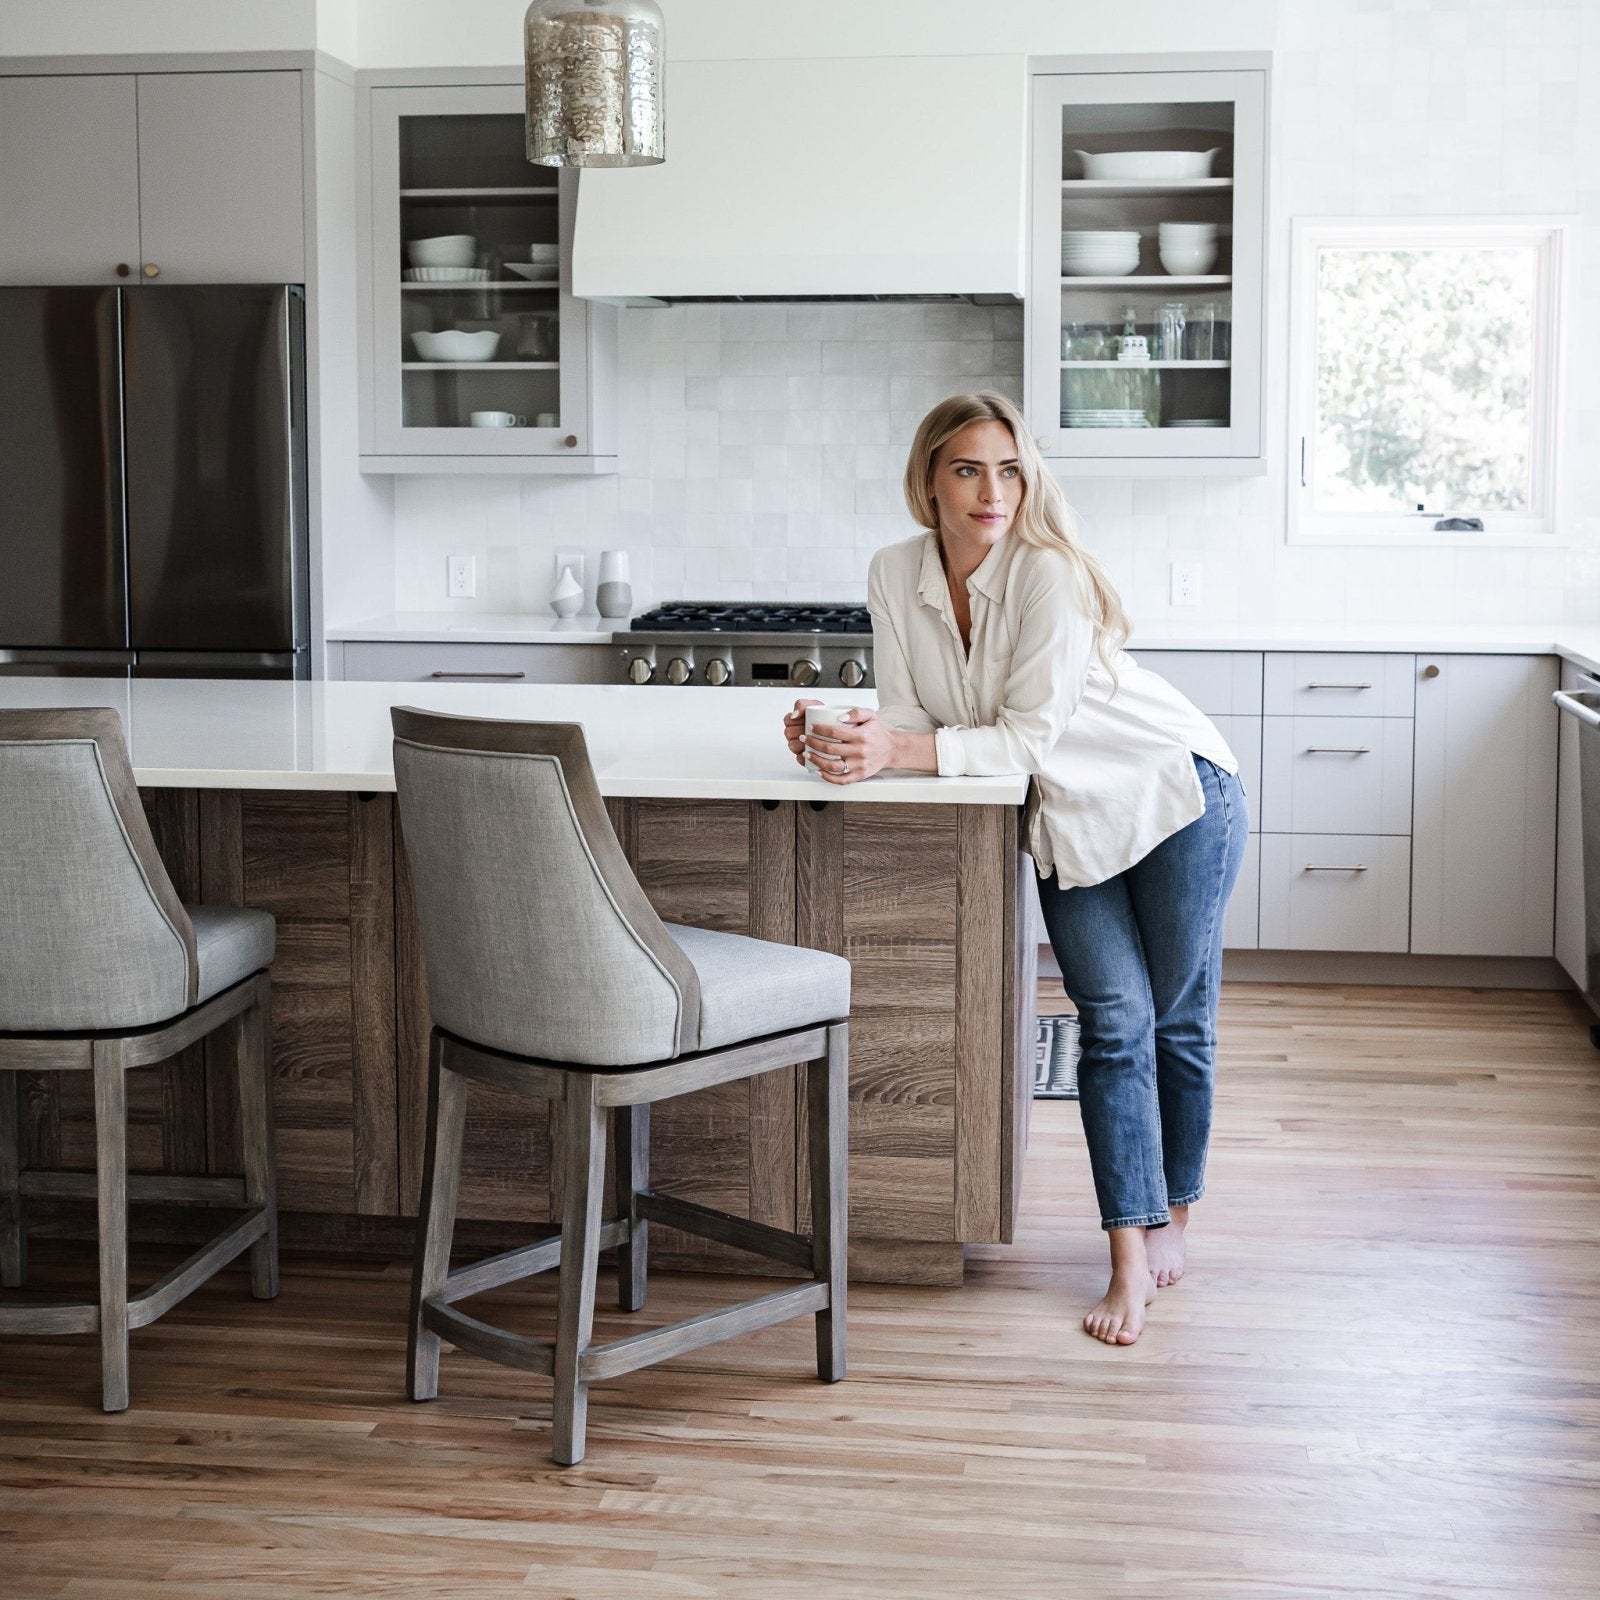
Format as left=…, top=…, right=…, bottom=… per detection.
left=392, top=706, right=850, bottom=1466
left=0, top=709, right=279, bottom=1411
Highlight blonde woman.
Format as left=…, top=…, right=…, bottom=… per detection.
left=784, top=391, right=1247, bottom=1346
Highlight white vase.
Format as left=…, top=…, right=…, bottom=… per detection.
left=550, top=564, right=584, bottom=619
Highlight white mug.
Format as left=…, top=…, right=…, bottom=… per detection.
left=534, top=411, right=559, bottom=428
left=470, top=410, right=525, bottom=427
left=803, top=705, right=863, bottom=774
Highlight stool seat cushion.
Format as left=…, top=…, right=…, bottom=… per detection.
left=187, top=906, right=277, bottom=1007
left=666, top=925, right=850, bottom=1052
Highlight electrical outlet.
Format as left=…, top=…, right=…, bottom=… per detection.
left=1169, top=561, right=1201, bottom=608
left=446, top=554, right=476, bottom=599
left=553, top=547, right=585, bottom=596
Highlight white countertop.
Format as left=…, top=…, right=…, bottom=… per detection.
left=0, top=679, right=1024, bottom=805
left=322, top=611, right=1600, bottom=673
left=328, top=612, right=617, bottom=645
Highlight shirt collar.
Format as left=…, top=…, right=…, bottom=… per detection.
left=916, top=529, right=1015, bottom=609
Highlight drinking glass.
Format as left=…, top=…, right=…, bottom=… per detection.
left=1188, top=301, right=1217, bottom=361
left=1157, top=301, right=1187, bottom=362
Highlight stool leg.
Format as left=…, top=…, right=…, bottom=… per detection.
left=552, top=1075, right=607, bottom=1466
left=612, top=1104, right=649, bottom=1313
left=808, top=1022, right=848, bottom=1384
left=92, top=1055, right=130, bottom=1413
left=0, top=1069, right=25, bottom=1288
left=236, top=978, right=279, bottom=1300
left=409, top=1032, right=467, bottom=1402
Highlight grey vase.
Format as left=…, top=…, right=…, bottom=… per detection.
left=597, top=580, right=633, bottom=619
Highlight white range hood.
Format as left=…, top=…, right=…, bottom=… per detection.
left=571, top=54, right=1027, bottom=302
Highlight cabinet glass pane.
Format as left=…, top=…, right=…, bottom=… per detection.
left=1055, top=98, right=1235, bottom=433
left=395, top=112, right=563, bottom=433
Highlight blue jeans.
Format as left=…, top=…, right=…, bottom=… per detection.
left=1036, top=755, right=1248, bottom=1231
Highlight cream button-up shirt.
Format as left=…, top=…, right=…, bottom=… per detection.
left=867, top=530, right=1240, bottom=888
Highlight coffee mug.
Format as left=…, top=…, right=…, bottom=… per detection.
left=470, top=411, right=525, bottom=427
left=534, top=412, right=559, bottom=428
left=803, top=705, right=862, bottom=774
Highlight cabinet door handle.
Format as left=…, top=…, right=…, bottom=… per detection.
left=1303, top=745, right=1371, bottom=755
left=1304, top=681, right=1372, bottom=690
left=115, top=262, right=131, bottom=278
left=1302, top=863, right=1368, bottom=872
left=428, top=670, right=526, bottom=680
left=1421, top=663, right=1441, bottom=679
left=142, top=263, right=161, bottom=278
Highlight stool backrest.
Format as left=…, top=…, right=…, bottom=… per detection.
left=391, top=706, right=702, bottom=1066
left=0, top=707, right=198, bottom=1031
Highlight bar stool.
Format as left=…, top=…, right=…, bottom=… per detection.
left=391, top=706, right=850, bottom=1465
left=0, top=709, right=279, bottom=1411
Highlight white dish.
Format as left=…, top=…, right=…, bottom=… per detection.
left=1063, top=260, right=1139, bottom=278
left=1159, top=244, right=1219, bottom=275
left=504, top=262, right=560, bottom=282
left=1073, top=148, right=1220, bottom=181
left=1158, top=221, right=1219, bottom=240
left=407, top=234, right=476, bottom=269
left=1062, top=229, right=1141, bottom=245
left=403, top=267, right=491, bottom=283
left=526, top=243, right=560, bottom=262
left=1167, top=418, right=1227, bottom=427
left=411, top=329, right=502, bottom=362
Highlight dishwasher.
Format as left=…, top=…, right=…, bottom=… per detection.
left=1554, top=672, right=1600, bottom=1046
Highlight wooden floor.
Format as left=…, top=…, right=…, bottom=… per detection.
left=3, top=982, right=1599, bottom=1599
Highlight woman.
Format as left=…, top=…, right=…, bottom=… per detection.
left=784, top=391, right=1247, bottom=1346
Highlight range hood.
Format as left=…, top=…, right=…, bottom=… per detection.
left=571, top=54, right=1026, bottom=303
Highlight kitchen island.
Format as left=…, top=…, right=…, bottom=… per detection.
left=3, top=679, right=1034, bottom=1285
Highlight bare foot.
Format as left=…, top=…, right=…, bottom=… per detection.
left=1084, top=1226, right=1157, bottom=1346
left=1145, top=1204, right=1189, bottom=1288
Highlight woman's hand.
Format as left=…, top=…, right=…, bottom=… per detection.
left=805, top=707, right=897, bottom=786
left=783, top=699, right=822, bottom=767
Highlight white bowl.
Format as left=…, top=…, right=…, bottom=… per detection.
left=1158, top=222, right=1219, bottom=241
left=1073, top=148, right=1221, bottom=181
left=407, top=234, right=476, bottom=269
left=403, top=267, right=491, bottom=283
left=1159, top=242, right=1218, bottom=275
left=411, top=329, right=501, bottom=362
left=527, top=243, right=560, bottom=262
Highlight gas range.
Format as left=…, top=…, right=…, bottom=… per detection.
left=616, top=602, right=875, bottom=689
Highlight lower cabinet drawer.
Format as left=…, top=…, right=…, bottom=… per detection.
left=1259, top=834, right=1411, bottom=952
left=1211, top=714, right=1262, bottom=830
left=340, top=641, right=603, bottom=683
left=1222, top=832, right=1260, bottom=950
left=1261, top=716, right=1413, bottom=834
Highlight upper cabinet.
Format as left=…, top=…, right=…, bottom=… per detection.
left=358, top=75, right=617, bottom=474
left=0, top=70, right=306, bottom=285
left=1025, top=55, right=1269, bottom=475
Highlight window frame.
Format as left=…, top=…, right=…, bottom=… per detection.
left=1287, top=216, right=1570, bottom=547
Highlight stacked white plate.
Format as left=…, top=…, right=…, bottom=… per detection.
left=1062, top=408, right=1150, bottom=428
left=404, top=267, right=491, bottom=283
left=1167, top=418, right=1227, bottom=427
left=1061, top=229, right=1140, bottom=277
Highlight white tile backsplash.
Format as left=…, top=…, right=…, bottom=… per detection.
left=391, top=0, right=1597, bottom=629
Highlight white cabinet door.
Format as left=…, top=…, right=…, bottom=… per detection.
left=1555, top=660, right=1592, bottom=987
left=0, top=76, right=142, bottom=283
left=1261, top=716, right=1413, bottom=835
left=340, top=640, right=604, bottom=683
left=1260, top=835, right=1411, bottom=953
left=1135, top=650, right=1262, bottom=716
left=136, top=72, right=306, bottom=283
left=1263, top=652, right=1415, bottom=718
left=1410, top=654, right=1558, bottom=957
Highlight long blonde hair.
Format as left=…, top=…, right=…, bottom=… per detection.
left=903, top=391, right=1131, bottom=677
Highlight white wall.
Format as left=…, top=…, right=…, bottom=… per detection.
left=0, top=0, right=320, bottom=55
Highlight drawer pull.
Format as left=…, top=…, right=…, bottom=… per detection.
left=1304, top=681, right=1372, bottom=691
left=1303, top=745, right=1371, bottom=755
left=1303, top=863, right=1368, bottom=873
left=428, top=670, right=527, bottom=680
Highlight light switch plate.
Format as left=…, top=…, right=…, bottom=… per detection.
left=446, top=554, right=476, bottom=599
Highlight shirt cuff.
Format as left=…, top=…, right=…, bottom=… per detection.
left=934, top=726, right=968, bottom=777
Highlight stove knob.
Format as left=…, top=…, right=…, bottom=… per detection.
left=791, top=659, right=820, bottom=688
left=704, top=657, right=731, bottom=686
left=666, top=656, right=692, bottom=685
left=839, top=658, right=867, bottom=688
left=627, top=656, right=655, bottom=684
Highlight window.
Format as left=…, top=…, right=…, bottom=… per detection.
left=1288, top=219, right=1568, bottom=543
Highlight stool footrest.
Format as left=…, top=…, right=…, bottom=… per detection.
left=127, top=1207, right=272, bottom=1330
left=20, top=1170, right=248, bottom=1206
left=422, top=1300, right=555, bottom=1375
left=440, top=1219, right=629, bottom=1304
left=0, top=1299, right=99, bottom=1335
left=636, top=1189, right=813, bottom=1271
left=581, top=1282, right=830, bottom=1383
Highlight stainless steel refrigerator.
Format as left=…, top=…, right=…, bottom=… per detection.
left=0, top=285, right=309, bottom=679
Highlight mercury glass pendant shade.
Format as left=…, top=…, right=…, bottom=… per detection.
left=524, top=0, right=665, bottom=168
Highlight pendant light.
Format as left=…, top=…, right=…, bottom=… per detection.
left=524, top=0, right=665, bottom=168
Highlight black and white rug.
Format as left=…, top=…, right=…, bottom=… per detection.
left=1034, top=1014, right=1081, bottom=1099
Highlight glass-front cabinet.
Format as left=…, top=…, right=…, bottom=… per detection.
left=1026, top=58, right=1268, bottom=474
left=361, top=77, right=616, bottom=472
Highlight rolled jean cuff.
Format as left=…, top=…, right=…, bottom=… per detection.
left=1102, top=1210, right=1169, bottom=1231
left=1168, top=1185, right=1205, bottom=1207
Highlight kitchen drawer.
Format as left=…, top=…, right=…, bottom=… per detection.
left=1222, top=832, right=1260, bottom=950
left=1261, top=717, right=1413, bottom=835
left=1137, top=651, right=1263, bottom=717
left=1259, top=834, right=1411, bottom=953
left=340, top=641, right=603, bottom=683
left=1264, top=653, right=1415, bottom=718
left=1210, top=715, right=1262, bottom=832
